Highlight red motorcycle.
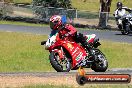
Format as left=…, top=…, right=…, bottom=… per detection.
left=41, top=32, right=108, bottom=72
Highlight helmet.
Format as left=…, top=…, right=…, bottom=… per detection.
left=49, top=15, right=62, bottom=30
left=117, top=2, right=122, bottom=10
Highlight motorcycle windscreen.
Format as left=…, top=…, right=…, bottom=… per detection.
left=46, top=32, right=58, bottom=48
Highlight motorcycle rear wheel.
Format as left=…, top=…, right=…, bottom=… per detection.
left=49, top=51, right=71, bottom=72
left=91, top=49, right=108, bottom=72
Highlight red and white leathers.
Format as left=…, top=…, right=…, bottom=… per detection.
left=47, top=15, right=93, bottom=57
left=46, top=23, right=77, bottom=48
left=58, top=24, right=77, bottom=41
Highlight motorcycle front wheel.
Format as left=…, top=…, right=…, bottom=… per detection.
left=91, top=49, right=108, bottom=72
left=121, top=30, right=129, bottom=35
left=121, top=25, right=130, bottom=35
left=49, top=51, right=71, bottom=72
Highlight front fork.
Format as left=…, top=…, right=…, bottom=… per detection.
left=52, top=47, right=64, bottom=60
left=118, top=24, right=123, bottom=31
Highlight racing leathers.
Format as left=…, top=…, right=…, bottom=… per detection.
left=114, top=7, right=132, bottom=29
left=47, top=23, right=95, bottom=58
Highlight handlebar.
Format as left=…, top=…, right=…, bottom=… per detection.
left=61, top=33, right=74, bottom=40
left=41, top=41, right=47, bottom=45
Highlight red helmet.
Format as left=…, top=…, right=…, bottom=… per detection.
left=49, top=15, right=62, bottom=30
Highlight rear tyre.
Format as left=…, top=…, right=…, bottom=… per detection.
left=91, top=49, right=108, bottom=72
left=49, top=51, right=71, bottom=72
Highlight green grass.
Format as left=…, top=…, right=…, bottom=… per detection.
left=13, top=0, right=32, bottom=4
left=0, top=21, right=48, bottom=27
left=0, top=31, right=132, bottom=72
left=83, top=85, right=132, bottom=88
left=23, top=84, right=72, bottom=88
left=71, top=0, right=99, bottom=12
left=0, top=32, right=53, bottom=72
left=99, top=40, right=132, bottom=68
left=71, top=0, right=132, bottom=13
left=23, top=84, right=132, bottom=88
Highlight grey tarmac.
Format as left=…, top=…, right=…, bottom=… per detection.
left=0, top=24, right=132, bottom=43
left=0, top=68, right=132, bottom=77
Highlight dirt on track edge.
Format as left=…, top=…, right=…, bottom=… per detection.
left=0, top=74, right=132, bottom=88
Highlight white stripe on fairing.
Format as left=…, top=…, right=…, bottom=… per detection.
left=85, top=34, right=96, bottom=38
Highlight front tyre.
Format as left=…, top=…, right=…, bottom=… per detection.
left=121, top=30, right=129, bottom=35
left=49, top=51, right=71, bottom=72
left=91, top=49, right=108, bottom=72
left=121, top=25, right=130, bottom=35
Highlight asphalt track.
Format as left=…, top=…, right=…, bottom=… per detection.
left=0, top=68, right=132, bottom=76
left=0, top=24, right=132, bottom=76
left=0, top=24, right=132, bottom=43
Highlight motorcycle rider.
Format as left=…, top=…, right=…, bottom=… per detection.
left=114, top=2, right=132, bottom=29
left=48, top=15, right=95, bottom=59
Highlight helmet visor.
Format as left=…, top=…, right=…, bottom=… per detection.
left=49, top=21, right=58, bottom=30
left=49, top=21, right=55, bottom=29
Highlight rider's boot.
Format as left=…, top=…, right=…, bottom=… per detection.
left=83, top=41, right=96, bottom=59
left=77, top=33, right=96, bottom=60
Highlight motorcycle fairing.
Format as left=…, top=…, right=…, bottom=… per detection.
left=49, top=40, right=87, bottom=68
left=85, top=34, right=96, bottom=43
